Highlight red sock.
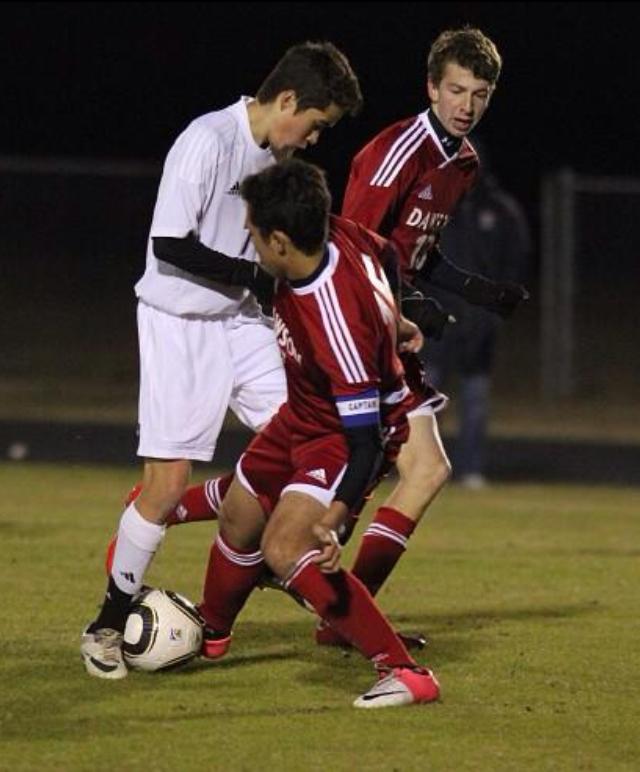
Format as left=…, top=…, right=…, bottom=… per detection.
left=199, top=533, right=264, bottom=635
left=287, top=555, right=414, bottom=668
left=350, top=506, right=416, bottom=596
left=165, top=474, right=233, bottom=526
left=104, top=475, right=235, bottom=575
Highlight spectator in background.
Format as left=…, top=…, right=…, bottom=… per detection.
left=425, top=139, right=532, bottom=489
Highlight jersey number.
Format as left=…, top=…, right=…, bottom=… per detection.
left=410, top=234, right=429, bottom=270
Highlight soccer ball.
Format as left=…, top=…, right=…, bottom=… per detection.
left=123, top=587, right=204, bottom=672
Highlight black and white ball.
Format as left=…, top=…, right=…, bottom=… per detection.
left=123, top=588, right=204, bottom=671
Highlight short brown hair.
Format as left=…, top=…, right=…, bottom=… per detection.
left=427, top=27, right=502, bottom=86
left=241, top=159, right=331, bottom=254
left=256, top=41, right=363, bottom=116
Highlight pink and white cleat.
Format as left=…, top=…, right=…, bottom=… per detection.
left=201, top=627, right=232, bottom=660
left=353, top=665, right=440, bottom=708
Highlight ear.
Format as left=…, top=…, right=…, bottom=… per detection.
left=269, top=229, right=292, bottom=256
left=427, top=78, right=439, bottom=104
left=277, top=90, right=298, bottom=114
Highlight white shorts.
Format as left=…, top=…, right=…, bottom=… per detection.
left=407, top=392, right=449, bottom=419
left=137, top=302, right=286, bottom=461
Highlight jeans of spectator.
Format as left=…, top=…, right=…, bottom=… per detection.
left=429, top=367, right=491, bottom=478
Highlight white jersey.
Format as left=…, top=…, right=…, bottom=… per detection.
left=135, top=97, right=275, bottom=317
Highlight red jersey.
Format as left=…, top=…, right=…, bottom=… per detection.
left=342, top=109, right=478, bottom=278
left=271, top=214, right=410, bottom=442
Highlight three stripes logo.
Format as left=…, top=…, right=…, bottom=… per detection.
left=119, top=571, right=136, bottom=584
left=306, top=468, right=328, bottom=485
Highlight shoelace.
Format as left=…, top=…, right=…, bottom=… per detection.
left=95, top=630, right=123, bottom=663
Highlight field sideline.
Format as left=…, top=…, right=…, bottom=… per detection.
left=2, top=462, right=639, bottom=771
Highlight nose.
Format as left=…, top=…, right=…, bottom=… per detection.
left=306, top=130, right=320, bottom=146
left=462, top=93, right=473, bottom=115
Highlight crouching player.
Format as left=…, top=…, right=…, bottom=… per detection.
left=198, top=158, right=439, bottom=708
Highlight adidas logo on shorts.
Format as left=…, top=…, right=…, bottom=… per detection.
left=306, top=468, right=327, bottom=484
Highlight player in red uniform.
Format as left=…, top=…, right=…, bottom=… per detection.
left=197, top=158, right=440, bottom=708
left=313, top=27, right=528, bottom=646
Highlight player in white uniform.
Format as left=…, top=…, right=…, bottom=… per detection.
left=81, top=41, right=362, bottom=679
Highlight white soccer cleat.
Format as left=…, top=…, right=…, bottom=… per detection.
left=81, top=627, right=128, bottom=680
left=353, top=666, right=440, bottom=709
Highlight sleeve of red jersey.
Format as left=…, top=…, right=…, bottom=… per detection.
left=310, top=283, right=382, bottom=428
left=344, top=218, right=401, bottom=298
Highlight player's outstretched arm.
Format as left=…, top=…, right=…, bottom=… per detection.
left=153, top=235, right=275, bottom=307
left=416, top=246, right=529, bottom=319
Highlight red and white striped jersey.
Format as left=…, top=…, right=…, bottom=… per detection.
left=342, top=109, right=478, bottom=278
left=272, top=215, right=410, bottom=439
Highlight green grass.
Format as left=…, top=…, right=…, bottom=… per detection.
left=1, top=463, right=639, bottom=771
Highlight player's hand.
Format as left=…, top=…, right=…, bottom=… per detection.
left=462, top=275, right=530, bottom=318
left=397, top=315, right=424, bottom=353
left=491, top=281, right=530, bottom=318
left=402, top=286, right=456, bottom=341
left=311, top=523, right=342, bottom=573
left=247, top=264, right=276, bottom=315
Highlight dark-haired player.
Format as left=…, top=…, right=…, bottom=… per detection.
left=81, top=41, right=362, bottom=679
left=198, top=157, right=439, bottom=708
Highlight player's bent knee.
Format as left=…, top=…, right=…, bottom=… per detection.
left=434, top=456, right=453, bottom=488
left=260, top=527, right=307, bottom=579
left=398, top=449, right=451, bottom=491
left=139, top=460, right=191, bottom=514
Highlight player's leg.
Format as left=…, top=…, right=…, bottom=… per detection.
left=316, top=410, right=450, bottom=649
left=124, top=313, right=285, bottom=538
left=104, top=314, right=288, bottom=572
left=82, top=304, right=233, bottom=678
left=103, top=473, right=233, bottom=575
left=82, top=457, right=187, bottom=679
left=262, top=490, right=439, bottom=707
left=198, top=476, right=267, bottom=658
left=351, top=411, right=451, bottom=593
left=197, top=415, right=291, bottom=659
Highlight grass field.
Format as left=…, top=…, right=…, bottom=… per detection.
left=2, top=462, right=639, bottom=771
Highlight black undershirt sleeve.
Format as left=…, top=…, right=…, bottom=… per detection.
left=333, top=423, right=385, bottom=509
left=418, top=245, right=527, bottom=315
left=417, top=245, right=475, bottom=294
left=153, top=234, right=258, bottom=288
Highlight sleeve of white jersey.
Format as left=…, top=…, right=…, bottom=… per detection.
left=150, top=123, right=219, bottom=240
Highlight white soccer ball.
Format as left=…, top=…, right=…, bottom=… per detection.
left=123, top=588, right=204, bottom=672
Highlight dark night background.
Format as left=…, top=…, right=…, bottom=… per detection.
left=1, top=1, right=639, bottom=467
left=2, top=1, right=638, bottom=212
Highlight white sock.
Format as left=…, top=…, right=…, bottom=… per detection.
left=111, top=503, right=165, bottom=595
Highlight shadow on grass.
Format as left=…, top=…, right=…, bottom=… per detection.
left=393, top=600, right=603, bottom=634
left=1, top=600, right=602, bottom=742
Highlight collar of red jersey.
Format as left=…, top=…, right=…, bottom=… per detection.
left=288, top=243, right=339, bottom=295
left=420, top=109, right=464, bottom=162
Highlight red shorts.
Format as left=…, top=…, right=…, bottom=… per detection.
left=401, top=352, right=448, bottom=416
left=236, top=414, right=350, bottom=515
left=236, top=412, right=408, bottom=515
